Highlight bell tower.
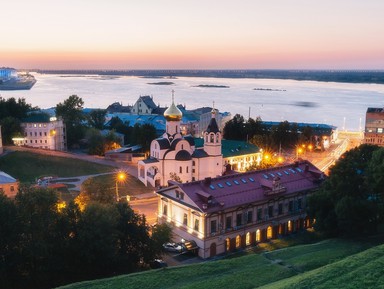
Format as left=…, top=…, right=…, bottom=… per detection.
left=203, top=103, right=222, bottom=156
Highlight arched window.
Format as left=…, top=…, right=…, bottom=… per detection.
left=210, top=134, right=214, bottom=143
left=236, top=235, right=241, bottom=248
left=256, top=229, right=261, bottom=242
left=226, top=238, right=230, bottom=251
left=288, top=220, right=292, bottom=232
left=267, top=226, right=273, bottom=239
left=179, top=166, right=182, bottom=173
left=246, top=232, right=251, bottom=246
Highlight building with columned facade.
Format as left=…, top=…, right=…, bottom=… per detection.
left=156, top=160, right=324, bottom=259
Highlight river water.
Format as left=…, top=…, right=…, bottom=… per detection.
left=1, top=73, right=383, bottom=131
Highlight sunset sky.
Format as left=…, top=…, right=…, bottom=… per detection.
left=1, top=0, right=383, bottom=70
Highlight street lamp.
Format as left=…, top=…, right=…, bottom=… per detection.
left=115, top=171, right=127, bottom=202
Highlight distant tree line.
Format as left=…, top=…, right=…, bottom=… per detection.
left=0, top=185, right=171, bottom=289
left=308, top=144, right=384, bottom=237
left=223, top=114, right=315, bottom=151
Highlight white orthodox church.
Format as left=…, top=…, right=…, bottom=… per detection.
left=137, top=96, right=223, bottom=187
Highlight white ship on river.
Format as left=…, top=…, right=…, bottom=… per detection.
left=0, top=67, right=36, bottom=90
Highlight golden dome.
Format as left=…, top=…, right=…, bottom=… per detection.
left=164, top=101, right=182, bottom=121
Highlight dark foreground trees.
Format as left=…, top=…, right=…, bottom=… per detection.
left=0, top=187, right=170, bottom=289
left=308, top=144, right=384, bottom=237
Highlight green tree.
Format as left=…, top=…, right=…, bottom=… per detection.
left=85, top=128, right=105, bottom=155
left=0, top=97, right=35, bottom=119
left=15, top=187, right=62, bottom=288
left=150, top=223, right=172, bottom=256
left=56, top=95, right=86, bottom=149
left=78, top=176, right=115, bottom=205
left=87, top=109, right=106, bottom=130
left=223, top=114, right=246, bottom=140
left=74, top=203, right=119, bottom=277
left=108, top=117, right=132, bottom=144
left=0, top=116, right=22, bottom=144
left=0, top=192, right=20, bottom=288
left=308, top=144, right=381, bottom=237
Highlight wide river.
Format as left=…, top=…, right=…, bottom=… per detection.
left=1, top=73, right=384, bottom=131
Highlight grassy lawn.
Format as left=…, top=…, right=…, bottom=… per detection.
left=85, top=174, right=154, bottom=197
left=57, top=237, right=384, bottom=289
left=0, top=151, right=115, bottom=183
left=259, top=243, right=384, bottom=289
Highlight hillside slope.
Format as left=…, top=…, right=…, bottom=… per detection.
left=58, top=239, right=383, bottom=289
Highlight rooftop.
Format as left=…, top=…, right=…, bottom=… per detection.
left=157, top=160, right=323, bottom=213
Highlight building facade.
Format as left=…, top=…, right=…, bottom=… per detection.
left=138, top=99, right=223, bottom=187
left=12, top=114, right=67, bottom=151
left=364, top=107, right=384, bottom=146
left=0, top=171, right=19, bottom=198
left=156, top=160, right=324, bottom=259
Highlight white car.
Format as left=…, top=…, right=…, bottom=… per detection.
left=162, top=242, right=183, bottom=252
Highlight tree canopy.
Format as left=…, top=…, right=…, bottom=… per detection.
left=55, top=95, right=86, bottom=148
left=0, top=186, right=171, bottom=289
left=308, top=144, right=384, bottom=237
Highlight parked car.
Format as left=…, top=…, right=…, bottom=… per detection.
left=150, top=259, right=168, bottom=269
left=162, top=242, right=183, bottom=252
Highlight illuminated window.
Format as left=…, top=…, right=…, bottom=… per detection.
left=236, top=235, right=241, bottom=248
left=256, top=229, right=261, bottom=242
left=288, top=220, right=292, bottom=232
left=226, top=238, right=230, bottom=251
left=246, top=232, right=251, bottom=246
left=267, top=226, right=273, bottom=239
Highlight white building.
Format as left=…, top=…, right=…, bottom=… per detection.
left=12, top=114, right=66, bottom=151
left=138, top=97, right=223, bottom=187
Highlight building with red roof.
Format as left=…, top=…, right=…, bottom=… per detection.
left=156, top=160, right=324, bottom=259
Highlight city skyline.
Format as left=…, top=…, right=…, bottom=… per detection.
left=1, top=0, right=384, bottom=70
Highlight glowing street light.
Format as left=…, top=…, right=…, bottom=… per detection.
left=115, top=171, right=127, bottom=202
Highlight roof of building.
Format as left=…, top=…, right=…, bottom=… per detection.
left=367, top=107, right=384, bottom=113
left=142, top=158, right=160, bottom=164
left=262, top=121, right=336, bottom=132
left=206, top=112, right=220, bottom=133
left=140, top=95, right=158, bottom=110
left=0, top=171, right=17, bottom=184
left=156, top=138, right=171, bottom=149
left=157, top=160, right=324, bottom=213
left=191, top=149, right=209, bottom=158
left=175, top=150, right=192, bottom=161
left=22, top=113, right=51, bottom=123
left=194, top=138, right=260, bottom=158
left=164, top=101, right=183, bottom=121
